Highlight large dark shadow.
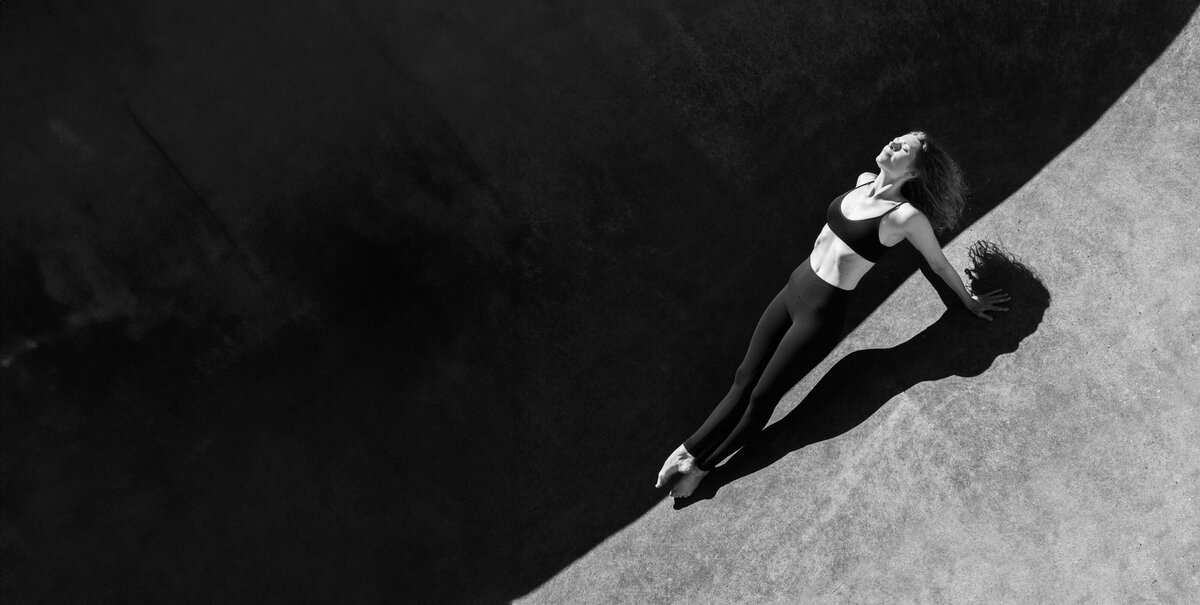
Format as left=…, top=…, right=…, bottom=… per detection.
left=675, top=241, right=1052, bottom=506
left=1, top=1, right=1195, bottom=603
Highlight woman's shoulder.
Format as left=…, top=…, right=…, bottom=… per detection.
left=889, top=202, right=930, bottom=228
left=856, top=172, right=876, bottom=186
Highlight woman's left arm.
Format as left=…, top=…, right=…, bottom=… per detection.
left=897, top=211, right=1011, bottom=321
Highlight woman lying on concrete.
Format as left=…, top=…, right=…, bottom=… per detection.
left=656, top=131, right=1011, bottom=499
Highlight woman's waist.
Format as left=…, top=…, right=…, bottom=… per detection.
left=788, top=258, right=851, bottom=315
left=803, top=251, right=870, bottom=291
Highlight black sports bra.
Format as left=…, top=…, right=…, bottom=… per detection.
left=825, top=183, right=907, bottom=262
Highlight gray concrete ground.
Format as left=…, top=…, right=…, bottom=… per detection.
left=520, top=11, right=1200, bottom=604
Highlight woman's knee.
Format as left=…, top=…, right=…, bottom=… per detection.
left=732, top=365, right=756, bottom=389
left=747, top=383, right=783, bottom=414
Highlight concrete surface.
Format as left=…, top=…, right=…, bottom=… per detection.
left=520, top=10, right=1200, bottom=604
left=2, top=1, right=1198, bottom=603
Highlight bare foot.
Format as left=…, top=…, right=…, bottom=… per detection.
left=655, top=443, right=697, bottom=489
left=669, top=467, right=709, bottom=499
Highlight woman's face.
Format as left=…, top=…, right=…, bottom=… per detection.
left=876, top=133, right=922, bottom=176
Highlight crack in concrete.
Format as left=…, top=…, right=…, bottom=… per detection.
left=122, top=96, right=262, bottom=282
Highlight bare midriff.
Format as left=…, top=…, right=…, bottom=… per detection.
left=808, top=225, right=876, bottom=291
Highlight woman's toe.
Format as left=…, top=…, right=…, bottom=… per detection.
left=656, top=468, right=677, bottom=488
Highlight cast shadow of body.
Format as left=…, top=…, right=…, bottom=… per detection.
left=678, top=241, right=1052, bottom=506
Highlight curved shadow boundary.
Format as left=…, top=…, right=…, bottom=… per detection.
left=674, top=241, right=1052, bottom=507
left=0, top=2, right=1194, bottom=604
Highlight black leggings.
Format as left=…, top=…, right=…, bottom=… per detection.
left=684, top=257, right=849, bottom=471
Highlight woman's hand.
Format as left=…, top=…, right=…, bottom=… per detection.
left=966, top=288, right=1011, bottom=321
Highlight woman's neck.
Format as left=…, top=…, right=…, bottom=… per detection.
left=869, top=172, right=912, bottom=202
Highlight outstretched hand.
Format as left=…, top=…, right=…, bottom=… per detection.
left=966, top=288, right=1011, bottom=321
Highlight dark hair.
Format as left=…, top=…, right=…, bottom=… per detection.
left=901, top=131, right=967, bottom=232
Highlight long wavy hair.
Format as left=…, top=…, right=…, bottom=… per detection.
left=900, top=131, right=967, bottom=233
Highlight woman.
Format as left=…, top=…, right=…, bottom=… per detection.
left=656, top=131, right=1011, bottom=499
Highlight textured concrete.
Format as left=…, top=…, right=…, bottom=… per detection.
left=520, top=11, right=1200, bottom=604
left=2, top=1, right=1198, bottom=603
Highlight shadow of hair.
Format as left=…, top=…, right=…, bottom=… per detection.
left=678, top=240, right=1051, bottom=506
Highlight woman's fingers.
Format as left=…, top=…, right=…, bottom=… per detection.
left=971, top=289, right=1011, bottom=320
